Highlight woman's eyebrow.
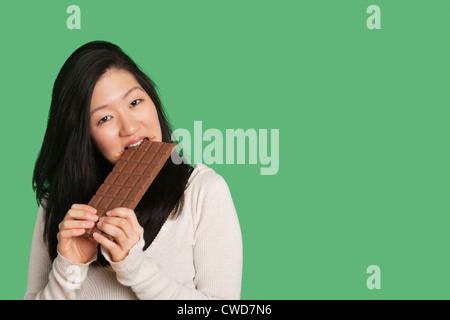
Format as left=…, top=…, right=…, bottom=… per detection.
left=123, top=86, right=143, bottom=99
left=90, top=86, right=144, bottom=117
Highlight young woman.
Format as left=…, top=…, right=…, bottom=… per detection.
left=24, top=41, right=243, bottom=300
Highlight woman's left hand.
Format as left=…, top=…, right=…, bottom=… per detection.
left=93, top=208, right=143, bottom=262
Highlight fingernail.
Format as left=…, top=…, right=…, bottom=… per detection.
left=89, top=207, right=97, bottom=213
left=106, top=211, right=111, bottom=216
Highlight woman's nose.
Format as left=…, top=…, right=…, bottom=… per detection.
left=119, top=113, right=140, bottom=137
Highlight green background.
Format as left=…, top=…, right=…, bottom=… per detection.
left=0, top=0, right=449, bottom=299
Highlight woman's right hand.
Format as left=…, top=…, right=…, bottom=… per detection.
left=57, top=204, right=99, bottom=264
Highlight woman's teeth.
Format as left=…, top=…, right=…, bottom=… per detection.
left=127, top=139, right=145, bottom=148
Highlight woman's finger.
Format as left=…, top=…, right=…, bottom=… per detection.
left=70, top=203, right=98, bottom=214
left=99, top=216, right=134, bottom=237
left=59, top=219, right=95, bottom=231
left=58, top=228, right=86, bottom=239
left=93, top=232, right=117, bottom=251
left=97, top=220, right=130, bottom=249
left=65, top=208, right=99, bottom=221
left=93, top=232, right=125, bottom=262
left=106, top=208, right=142, bottom=234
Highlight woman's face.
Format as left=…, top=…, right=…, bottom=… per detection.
left=90, top=68, right=162, bottom=164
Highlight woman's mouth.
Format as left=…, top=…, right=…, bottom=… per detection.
left=125, top=137, right=148, bottom=149
left=113, top=136, right=156, bottom=162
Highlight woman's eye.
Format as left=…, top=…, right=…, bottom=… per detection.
left=98, top=115, right=111, bottom=125
left=130, top=99, right=142, bottom=107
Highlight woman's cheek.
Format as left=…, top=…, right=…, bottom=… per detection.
left=90, top=130, right=114, bottom=163
left=102, top=139, right=122, bottom=164
left=112, top=148, right=125, bottom=163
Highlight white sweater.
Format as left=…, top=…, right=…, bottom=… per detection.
left=24, top=164, right=243, bottom=300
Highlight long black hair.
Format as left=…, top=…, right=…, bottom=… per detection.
left=32, top=41, right=193, bottom=266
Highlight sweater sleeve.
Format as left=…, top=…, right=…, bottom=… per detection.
left=24, top=203, right=95, bottom=300
left=101, top=174, right=243, bottom=300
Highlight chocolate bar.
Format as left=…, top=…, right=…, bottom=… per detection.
left=84, top=139, right=175, bottom=239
